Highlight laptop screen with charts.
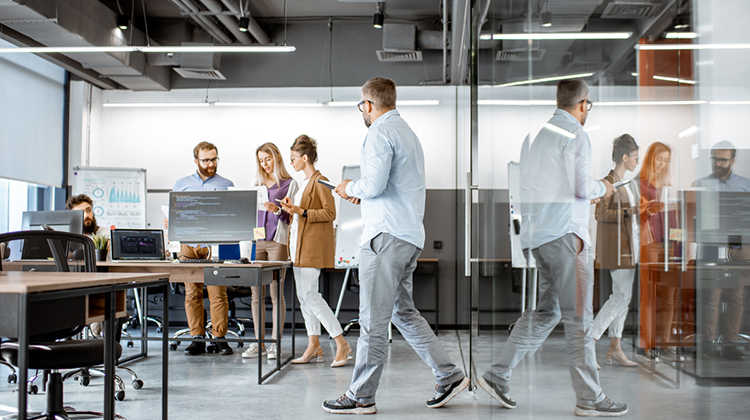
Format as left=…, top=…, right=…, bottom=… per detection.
left=111, top=229, right=168, bottom=261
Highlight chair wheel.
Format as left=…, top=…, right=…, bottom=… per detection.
left=237, top=343, right=243, bottom=348
left=127, top=341, right=134, bottom=348
left=206, top=344, right=216, bottom=353
left=28, top=385, right=38, bottom=394
left=156, top=327, right=162, bottom=333
left=169, top=343, right=178, bottom=351
left=8, top=374, right=17, bottom=384
left=239, top=330, right=245, bottom=337
left=132, top=379, right=143, bottom=390
left=115, top=390, right=125, bottom=401
left=80, top=377, right=90, bottom=387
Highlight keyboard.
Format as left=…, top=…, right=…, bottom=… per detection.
left=177, top=259, right=224, bottom=264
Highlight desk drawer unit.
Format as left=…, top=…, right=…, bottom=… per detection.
left=203, top=266, right=272, bottom=287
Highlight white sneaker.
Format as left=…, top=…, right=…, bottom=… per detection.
left=241, top=343, right=266, bottom=359
left=267, top=343, right=279, bottom=360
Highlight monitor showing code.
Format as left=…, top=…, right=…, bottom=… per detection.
left=168, top=191, right=257, bottom=243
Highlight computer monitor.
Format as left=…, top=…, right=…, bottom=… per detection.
left=167, top=190, right=257, bottom=244
left=111, top=229, right=166, bottom=260
left=19, top=210, right=84, bottom=259
left=693, top=191, right=750, bottom=248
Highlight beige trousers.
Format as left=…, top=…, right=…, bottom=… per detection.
left=252, top=240, right=288, bottom=341
left=181, top=244, right=228, bottom=337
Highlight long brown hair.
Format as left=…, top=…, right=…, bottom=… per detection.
left=639, top=141, right=672, bottom=186
left=254, top=142, right=291, bottom=187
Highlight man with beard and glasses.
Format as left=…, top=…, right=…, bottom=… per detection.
left=169, top=141, right=235, bottom=356
left=325, top=77, right=468, bottom=415
left=693, top=141, right=750, bottom=360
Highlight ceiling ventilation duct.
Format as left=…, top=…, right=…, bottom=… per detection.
left=377, top=24, right=421, bottom=62
left=174, top=43, right=226, bottom=80
left=602, top=1, right=664, bottom=19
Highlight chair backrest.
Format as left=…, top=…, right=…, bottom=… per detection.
left=0, top=230, right=96, bottom=273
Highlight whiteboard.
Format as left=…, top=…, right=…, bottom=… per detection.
left=508, top=162, right=536, bottom=268
left=72, top=166, right=147, bottom=229
left=334, top=165, right=362, bottom=268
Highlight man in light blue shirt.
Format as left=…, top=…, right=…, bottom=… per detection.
left=478, top=79, right=627, bottom=417
left=171, top=141, right=235, bottom=357
left=324, top=77, right=467, bottom=415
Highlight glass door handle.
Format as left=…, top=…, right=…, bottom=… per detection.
left=465, top=172, right=478, bottom=276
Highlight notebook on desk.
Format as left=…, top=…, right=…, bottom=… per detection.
left=110, top=229, right=173, bottom=262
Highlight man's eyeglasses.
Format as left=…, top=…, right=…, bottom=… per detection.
left=579, top=99, right=593, bottom=111
left=357, top=99, right=374, bottom=112
left=710, top=157, right=731, bottom=165
left=198, top=157, right=219, bottom=165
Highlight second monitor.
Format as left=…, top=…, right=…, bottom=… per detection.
left=168, top=190, right=257, bottom=244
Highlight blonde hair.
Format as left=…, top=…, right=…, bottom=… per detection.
left=639, top=142, right=672, bottom=187
left=254, top=142, right=291, bottom=187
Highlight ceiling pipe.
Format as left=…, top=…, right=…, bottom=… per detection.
left=170, top=0, right=234, bottom=44
left=197, top=0, right=252, bottom=45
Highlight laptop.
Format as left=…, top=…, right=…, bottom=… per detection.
left=110, top=229, right=173, bottom=262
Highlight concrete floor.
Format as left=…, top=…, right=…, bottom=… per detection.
left=1, top=329, right=748, bottom=419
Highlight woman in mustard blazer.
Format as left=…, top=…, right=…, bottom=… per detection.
left=279, top=135, right=352, bottom=368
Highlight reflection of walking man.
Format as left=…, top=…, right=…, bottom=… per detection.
left=325, top=77, right=468, bottom=415
left=478, top=79, right=627, bottom=417
left=693, top=141, right=750, bottom=360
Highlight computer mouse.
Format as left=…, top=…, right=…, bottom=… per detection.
left=239, top=257, right=250, bottom=264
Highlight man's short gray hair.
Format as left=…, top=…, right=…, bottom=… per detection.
left=556, top=79, right=589, bottom=110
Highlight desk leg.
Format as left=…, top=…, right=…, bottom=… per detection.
left=258, top=280, right=264, bottom=385
left=104, top=290, right=117, bottom=419
left=17, top=294, right=28, bottom=420
left=162, top=284, right=169, bottom=419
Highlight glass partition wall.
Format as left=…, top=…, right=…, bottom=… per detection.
left=465, top=0, right=750, bottom=417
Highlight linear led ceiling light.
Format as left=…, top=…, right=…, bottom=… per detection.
left=653, top=75, right=696, bottom=84
left=0, top=45, right=296, bottom=54
left=636, top=44, right=750, bottom=50
left=481, top=32, right=631, bottom=41
left=665, top=32, right=697, bottom=39
left=478, top=100, right=706, bottom=106
left=495, top=72, right=594, bottom=88
left=214, top=102, right=324, bottom=107
left=102, top=102, right=210, bottom=108
left=709, top=101, right=750, bottom=105
left=327, top=100, right=440, bottom=107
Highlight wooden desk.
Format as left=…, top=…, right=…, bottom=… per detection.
left=98, top=260, right=293, bottom=384
left=0, top=271, right=170, bottom=420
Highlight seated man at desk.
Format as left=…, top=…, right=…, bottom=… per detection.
left=66, top=194, right=109, bottom=237
left=169, top=141, right=234, bottom=356
left=693, top=141, right=750, bottom=360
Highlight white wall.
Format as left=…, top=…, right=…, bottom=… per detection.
left=89, top=86, right=458, bottom=191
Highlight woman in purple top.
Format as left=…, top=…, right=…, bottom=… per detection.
left=241, top=143, right=299, bottom=360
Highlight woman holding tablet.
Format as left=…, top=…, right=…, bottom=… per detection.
left=279, top=135, right=352, bottom=367
left=592, top=134, right=640, bottom=367
left=242, top=142, right=299, bottom=360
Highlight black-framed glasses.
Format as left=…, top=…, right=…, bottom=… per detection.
left=629, top=154, right=640, bottom=163
left=198, top=157, right=219, bottom=165
left=579, top=99, right=593, bottom=111
left=290, top=154, right=301, bottom=164
left=710, top=157, right=731, bottom=165
left=357, top=99, right=374, bottom=112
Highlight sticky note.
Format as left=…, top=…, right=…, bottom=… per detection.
left=253, top=227, right=266, bottom=240
left=669, top=228, right=684, bottom=241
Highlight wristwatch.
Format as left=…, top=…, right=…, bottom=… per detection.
left=623, top=208, right=629, bottom=218
left=302, top=209, right=308, bottom=218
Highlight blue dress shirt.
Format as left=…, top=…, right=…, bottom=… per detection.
left=520, top=109, right=606, bottom=250
left=345, top=109, right=426, bottom=249
left=172, top=171, right=234, bottom=192
left=693, top=172, right=750, bottom=192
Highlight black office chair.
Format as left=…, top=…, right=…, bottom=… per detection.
left=0, top=230, right=126, bottom=419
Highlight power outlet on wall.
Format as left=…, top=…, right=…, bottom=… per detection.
left=433, top=240, right=442, bottom=250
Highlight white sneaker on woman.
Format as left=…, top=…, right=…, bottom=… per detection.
left=267, top=343, right=279, bottom=360
left=242, top=343, right=266, bottom=358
